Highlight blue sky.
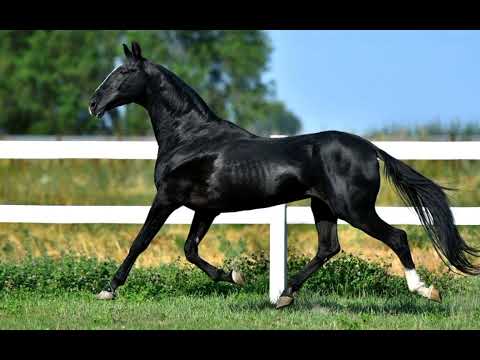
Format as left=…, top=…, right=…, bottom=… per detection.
left=265, top=30, right=480, bottom=135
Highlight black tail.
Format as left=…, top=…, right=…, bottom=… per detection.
left=375, top=146, right=480, bottom=275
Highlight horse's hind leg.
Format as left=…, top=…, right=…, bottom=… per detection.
left=345, top=210, right=441, bottom=302
left=183, top=211, right=245, bottom=285
left=276, top=198, right=340, bottom=309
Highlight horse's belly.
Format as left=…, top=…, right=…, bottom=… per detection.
left=190, top=160, right=309, bottom=211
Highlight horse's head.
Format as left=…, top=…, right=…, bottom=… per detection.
left=89, top=42, right=148, bottom=118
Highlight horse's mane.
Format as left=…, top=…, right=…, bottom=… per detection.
left=151, top=62, right=216, bottom=119
left=148, top=61, right=258, bottom=138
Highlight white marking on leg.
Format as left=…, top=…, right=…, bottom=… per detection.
left=405, top=267, right=435, bottom=298
left=416, top=285, right=434, bottom=298
left=405, top=267, right=441, bottom=302
left=96, top=290, right=115, bottom=300
left=405, top=268, right=425, bottom=292
left=232, top=270, right=245, bottom=286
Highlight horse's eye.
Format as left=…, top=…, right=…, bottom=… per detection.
left=120, top=68, right=129, bottom=74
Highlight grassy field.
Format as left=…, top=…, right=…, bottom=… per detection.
left=1, top=223, right=479, bottom=276
left=0, top=254, right=478, bottom=330
left=2, top=279, right=480, bottom=330
left=1, top=158, right=479, bottom=329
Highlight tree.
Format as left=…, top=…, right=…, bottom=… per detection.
left=249, top=101, right=302, bottom=136
left=0, top=30, right=121, bottom=136
left=0, top=30, right=302, bottom=137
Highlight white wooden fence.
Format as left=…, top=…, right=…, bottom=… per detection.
left=1, top=139, right=479, bottom=303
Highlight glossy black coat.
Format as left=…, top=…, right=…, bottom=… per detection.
left=89, top=42, right=480, bottom=306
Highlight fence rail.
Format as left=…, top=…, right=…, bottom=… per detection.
left=2, top=140, right=480, bottom=159
left=1, top=140, right=480, bottom=302
left=1, top=205, right=479, bottom=225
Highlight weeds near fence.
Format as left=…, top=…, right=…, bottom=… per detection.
left=0, top=252, right=460, bottom=300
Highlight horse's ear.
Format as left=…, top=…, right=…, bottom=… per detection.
left=123, top=44, right=133, bottom=60
left=131, top=41, right=144, bottom=60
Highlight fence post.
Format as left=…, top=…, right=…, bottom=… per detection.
left=269, top=204, right=287, bottom=304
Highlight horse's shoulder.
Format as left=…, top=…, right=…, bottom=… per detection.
left=163, top=151, right=218, bottom=179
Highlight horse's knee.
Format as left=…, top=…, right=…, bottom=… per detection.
left=185, top=253, right=195, bottom=263
left=318, top=241, right=341, bottom=261
left=129, top=240, right=149, bottom=255
left=184, top=243, right=197, bottom=263
left=184, top=251, right=197, bottom=264
left=331, top=242, right=341, bottom=257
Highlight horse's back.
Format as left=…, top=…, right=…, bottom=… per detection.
left=157, top=130, right=380, bottom=213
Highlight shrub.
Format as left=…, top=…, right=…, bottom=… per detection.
left=0, top=252, right=458, bottom=299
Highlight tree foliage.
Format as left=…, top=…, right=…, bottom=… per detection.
left=0, top=30, right=301, bottom=137
left=366, top=119, right=480, bottom=140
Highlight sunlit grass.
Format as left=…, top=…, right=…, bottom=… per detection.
left=1, top=279, right=480, bottom=329
left=1, top=222, right=478, bottom=277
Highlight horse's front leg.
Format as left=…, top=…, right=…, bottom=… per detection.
left=184, top=211, right=245, bottom=285
left=97, top=194, right=177, bottom=300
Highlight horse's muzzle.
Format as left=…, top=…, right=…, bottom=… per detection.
left=88, top=99, right=105, bottom=118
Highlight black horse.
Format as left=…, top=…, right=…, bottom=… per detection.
left=89, top=42, right=480, bottom=309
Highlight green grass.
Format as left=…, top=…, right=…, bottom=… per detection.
left=1, top=157, right=479, bottom=329
left=1, top=278, right=480, bottom=330
left=0, top=253, right=424, bottom=298
left=1, top=253, right=477, bottom=330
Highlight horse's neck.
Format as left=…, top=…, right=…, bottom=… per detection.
left=146, top=106, right=206, bottom=152
left=142, top=66, right=256, bottom=155
left=146, top=101, right=254, bottom=156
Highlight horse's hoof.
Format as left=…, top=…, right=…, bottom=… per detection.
left=275, top=295, right=294, bottom=310
left=96, top=290, right=115, bottom=300
left=429, top=286, right=442, bottom=303
left=232, top=270, right=245, bottom=286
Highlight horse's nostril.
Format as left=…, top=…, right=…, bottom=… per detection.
left=89, top=100, right=97, bottom=116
